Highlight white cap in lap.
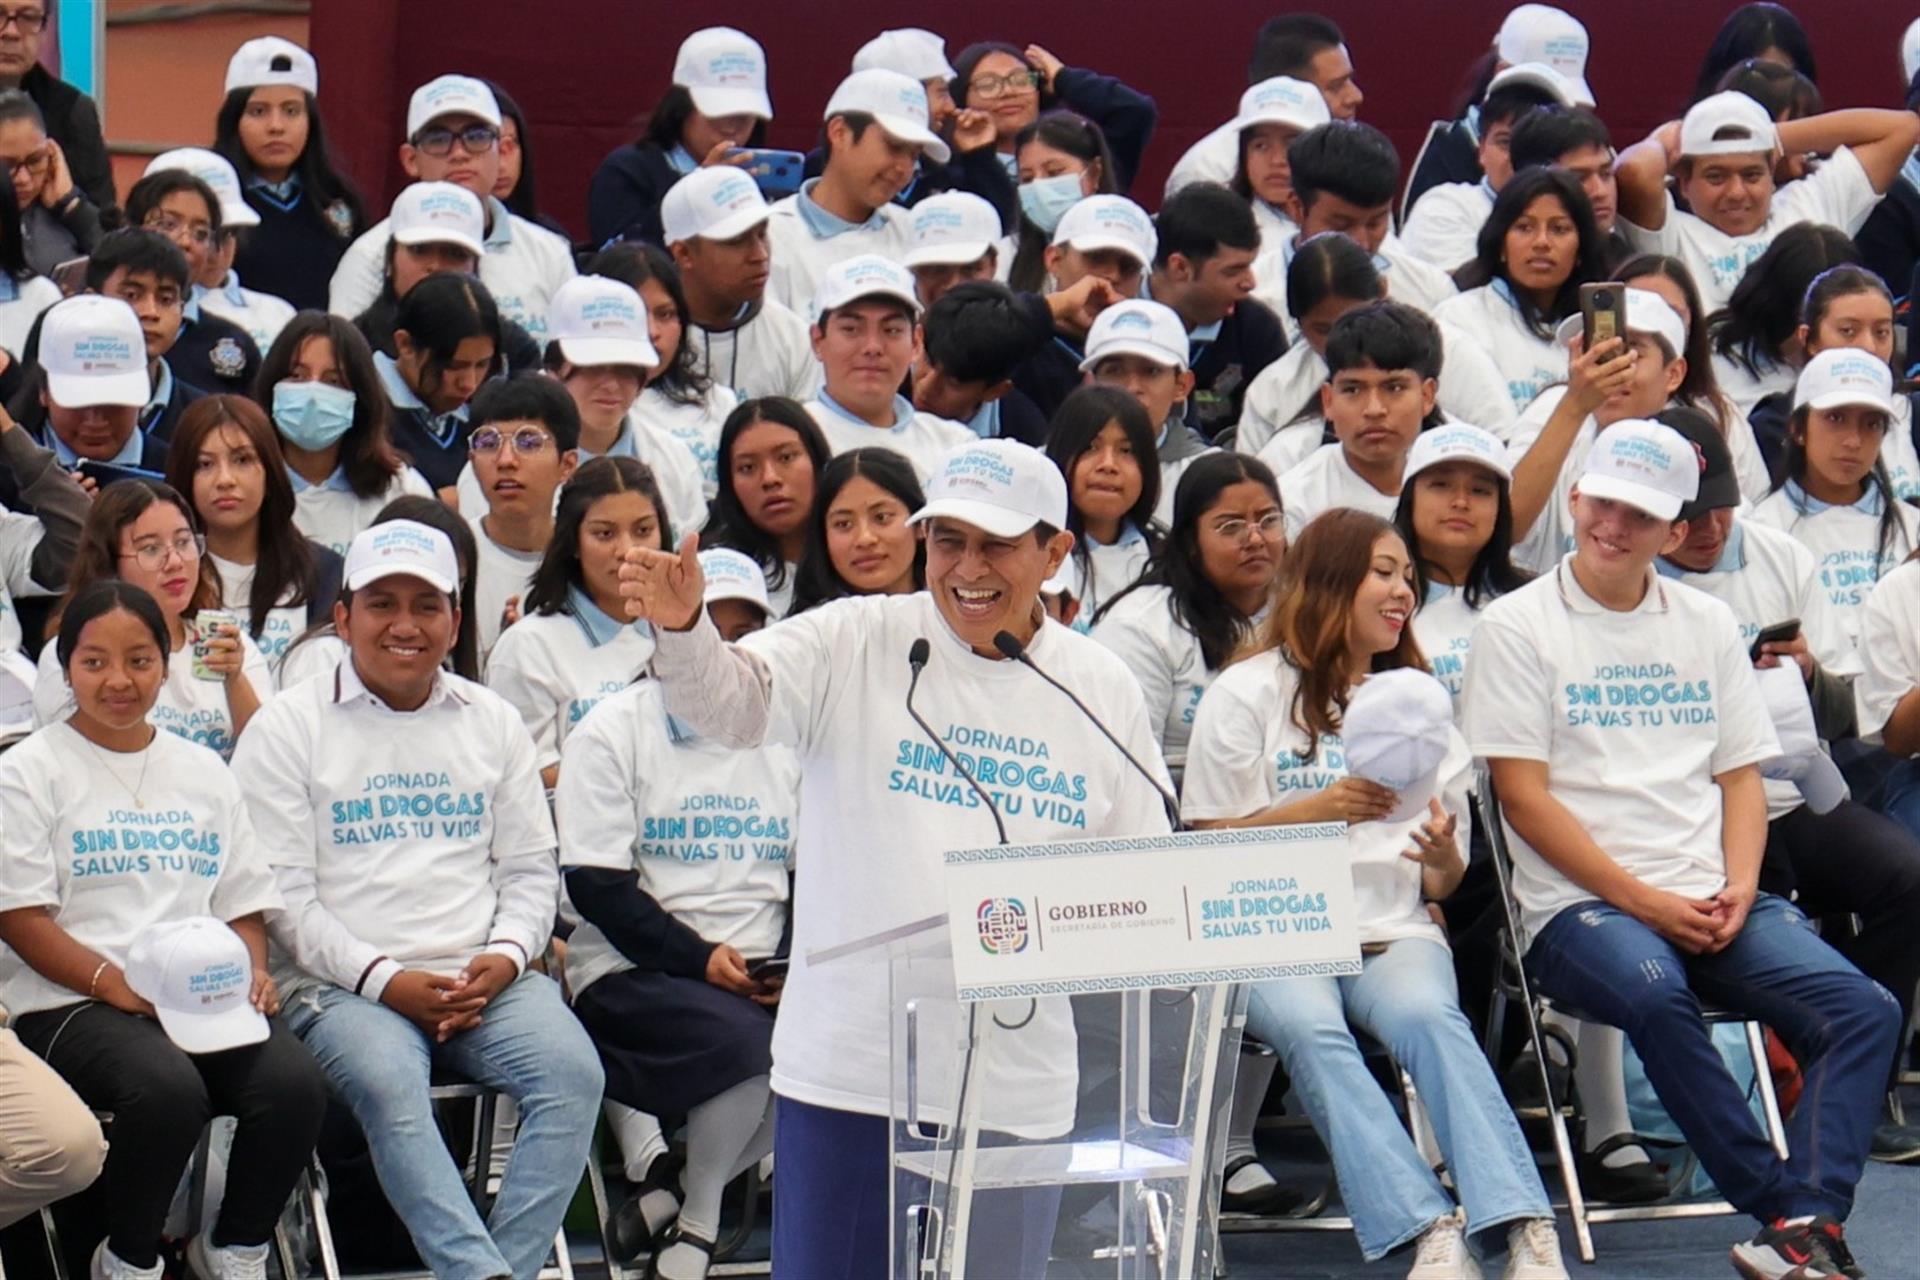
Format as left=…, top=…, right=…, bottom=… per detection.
left=1342, top=669, right=1456, bottom=823
left=675, top=28, right=773, bottom=122
left=1050, top=194, right=1157, bottom=267
left=853, top=28, right=955, bottom=82
left=1496, top=5, right=1594, bottom=106
left=1079, top=299, right=1190, bottom=373
left=407, top=74, right=501, bottom=136
left=904, top=191, right=1002, bottom=268
left=699, top=548, right=772, bottom=613
left=125, top=918, right=269, bottom=1055
left=911, top=439, right=1069, bottom=538
left=825, top=68, right=951, bottom=165
left=225, top=35, right=318, bottom=96
left=1679, top=91, right=1778, bottom=157
left=41, top=295, right=149, bottom=409
left=145, top=147, right=260, bottom=228
left=389, top=182, right=485, bottom=257
left=1573, top=418, right=1699, bottom=521
left=548, top=276, right=659, bottom=370
left=661, top=167, right=770, bottom=245
left=344, top=520, right=460, bottom=594
left=1755, top=664, right=1848, bottom=815
left=1406, top=423, right=1513, bottom=484
left=1793, top=347, right=1896, bottom=416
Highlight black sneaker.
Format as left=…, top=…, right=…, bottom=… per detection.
left=1730, top=1218, right=1846, bottom=1279
left=1808, top=1215, right=1865, bottom=1280
left=1869, top=1120, right=1920, bottom=1164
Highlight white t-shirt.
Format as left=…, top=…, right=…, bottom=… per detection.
left=1091, top=583, right=1232, bottom=784
left=329, top=200, right=578, bottom=339
left=1621, top=146, right=1881, bottom=312
left=654, top=593, right=1172, bottom=1128
left=275, top=632, right=343, bottom=693
left=1252, top=200, right=1298, bottom=260
left=453, top=414, right=710, bottom=539
left=1853, top=558, right=1920, bottom=745
left=211, top=553, right=307, bottom=678
left=0, top=275, right=59, bottom=361
left=0, top=498, right=53, bottom=658
left=1401, top=181, right=1496, bottom=273
left=1277, top=443, right=1401, bottom=539
left=33, top=628, right=273, bottom=760
left=804, top=396, right=974, bottom=483
left=1070, top=526, right=1153, bottom=632
left=1712, top=351, right=1794, bottom=437
left=1432, top=285, right=1565, bottom=417
left=483, top=605, right=655, bottom=772
left=199, top=275, right=297, bottom=355
left=1247, top=239, right=1459, bottom=349
left=763, top=194, right=914, bottom=316
left=1462, top=559, right=1780, bottom=939
left=1182, top=650, right=1471, bottom=945
left=1884, top=396, right=1920, bottom=503
left=556, top=679, right=799, bottom=996
left=467, top=516, right=542, bottom=667
left=635, top=382, right=739, bottom=498
left=230, top=660, right=557, bottom=1000
left=0, top=722, right=282, bottom=1018
left=1412, top=581, right=1483, bottom=712
left=291, top=465, right=435, bottom=559
left=689, top=299, right=823, bottom=403
left=1164, top=121, right=1239, bottom=198
left=1746, top=482, right=1920, bottom=655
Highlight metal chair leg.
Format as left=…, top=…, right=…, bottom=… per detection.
left=304, top=1156, right=341, bottom=1280
left=586, top=1129, right=630, bottom=1280
left=1745, top=1022, right=1791, bottom=1161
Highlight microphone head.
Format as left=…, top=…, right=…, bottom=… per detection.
left=908, top=638, right=931, bottom=668
left=992, top=630, right=1026, bottom=660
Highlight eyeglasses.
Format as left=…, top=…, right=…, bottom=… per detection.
left=11, top=148, right=46, bottom=174
left=1211, top=514, right=1286, bottom=545
left=968, top=69, right=1041, bottom=99
left=411, top=123, right=500, bottom=157
left=0, top=9, right=47, bottom=34
left=468, top=426, right=553, bottom=456
left=143, top=213, right=212, bottom=247
left=119, top=532, right=205, bottom=570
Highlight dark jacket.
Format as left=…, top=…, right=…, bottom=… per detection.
left=1858, top=174, right=1920, bottom=307
left=1003, top=288, right=1086, bottom=423
left=1048, top=66, right=1158, bottom=196
left=169, top=310, right=261, bottom=399
left=1402, top=118, right=1482, bottom=223
left=233, top=182, right=361, bottom=313
left=996, top=386, right=1050, bottom=447
left=587, top=142, right=682, bottom=248
left=1186, top=296, right=1287, bottom=443
left=140, top=370, right=208, bottom=445
left=22, top=64, right=113, bottom=213
left=19, top=193, right=98, bottom=278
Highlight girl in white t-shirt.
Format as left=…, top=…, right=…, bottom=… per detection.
left=787, top=448, right=924, bottom=615
left=487, top=456, right=668, bottom=788
left=699, top=399, right=830, bottom=620
left=260, top=314, right=433, bottom=558
left=33, top=481, right=271, bottom=759
left=1183, top=509, right=1564, bottom=1274
left=0, top=580, right=323, bottom=1280
left=1789, top=264, right=1920, bottom=501
left=165, top=395, right=342, bottom=678
left=1434, top=168, right=1609, bottom=417
left=1045, top=385, right=1162, bottom=631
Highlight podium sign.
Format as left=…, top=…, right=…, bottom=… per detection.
left=943, top=824, right=1361, bottom=1002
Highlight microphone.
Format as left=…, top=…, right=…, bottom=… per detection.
left=993, top=630, right=1183, bottom=832
left=906, top=639, right=1009, bottom=845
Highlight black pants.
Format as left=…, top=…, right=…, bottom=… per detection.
left=13, top=1003, right=326, bottom=1267
left=1766, top=800, right=1920, bottom=1083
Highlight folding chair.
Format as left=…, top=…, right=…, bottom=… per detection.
left=1477, top=768, right=1790, bottom=1265
left=0, top=1208, right=67, bottom=1280
left=583, top=1130, right=770, bottom=1280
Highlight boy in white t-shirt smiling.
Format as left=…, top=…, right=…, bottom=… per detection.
left=1463, top=419, right=1899, bottom=1280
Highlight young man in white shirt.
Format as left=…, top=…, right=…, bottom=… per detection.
left=902, top=189, right=1003, bottom=309
left=1080, top=298, right=1217, bottom=525
left=764, top=68, right=949, bottom=315
left=803, top=252, right=971, bottom=481
left=233, top=519, right=602, bottom=1280
left=462, top=375, right=578, bottom=664
left=328, top=75, right=576, bottom=337
left=618, top=437, right=1174, bottom=1280
left=662, top=166, right=821, bottom=402
left=1463, top=419, right=1900, bottom=1280
left=1614, top=90, right=1920, bottom=311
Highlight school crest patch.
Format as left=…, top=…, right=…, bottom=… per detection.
left=210, top=337, right=247, bottom=380
left=324, top=200, right=354, bottom=239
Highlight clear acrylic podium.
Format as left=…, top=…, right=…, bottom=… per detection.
left=811, top=913, right=1243, bottom=1279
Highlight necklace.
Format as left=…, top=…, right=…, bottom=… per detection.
left=78, top=725, right=157, bottom=809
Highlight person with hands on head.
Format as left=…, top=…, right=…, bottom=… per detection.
left=231, top=517, right=602, bottom=1280
left=1009, top=192, right=1154, bottom=419
left=0, top=0, right=112, bottom=212
left=1183, top=508, right=1567, bottom=1279
left=0, top=89, right=99, bottom=279
left=0, top=579, right=324, bottom=1280
left=558, top=549, right=796, bottom=1279
left=1463, top=416, right=1900, bottom=1280
left=950, top=40, right=1158, bottom=194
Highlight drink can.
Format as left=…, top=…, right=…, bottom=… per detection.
left=192, top=610, right=240, bottom=681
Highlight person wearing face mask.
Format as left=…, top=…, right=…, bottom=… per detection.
left=1007, top=110, right=1117, bottom=293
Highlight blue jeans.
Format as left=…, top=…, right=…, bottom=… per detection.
left=1527, top=894, right=1900, bottom=1224
left=283, top=973, right=604, bottom=1279
left=1245, top=938, right=1550, bottom=1261
left=1879, top=756, right=1920, bottom=844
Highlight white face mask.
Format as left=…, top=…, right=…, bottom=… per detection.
left=1018, top=172, right=1085, bottom=234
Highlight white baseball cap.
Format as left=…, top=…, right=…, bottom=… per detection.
left=548, top=275, right=659, bottom=370
left=1552, top=286, right=1688, bottom=357
left=904, top=191, right=1002, bottom=268
left=1050, top=194, right=1157, bottom=267
left=1496, top=4, right=1594, bottom=106
left=125, top=918, right=269, bottom=1055
left=1232, top=76, right=1331, bottom=136
left=810, top=252, right=921, bottom=324
left=699, top=548, right=772, bottom=613
left=224, top=35, right=317, bottom=97
left=1793, top=347, right=1897, bottom=415
left=1078, top=299, right=1190, bottom=373
left=674, top=27, right=773, bottom=122
left=910, top=438, right=1069, bottom=538
left=1679, top=90, right=1778, bottom=158
left=388, top=181, right=485, bottom=257
left=1905, top=17, right=1920, bottom=87
left=406, top=74, right=501, bottom=138
left=344, top=519, right=460, bottom=594
left=1755, top=664, right=1847, bottom=815
left=1342, top=669, right=1456, bottom=824
left=853, top=28, right=955, bottom=83
left=40, top=295, right=149, bottom=409
left=145, top=147, right=260, bottom=229
left=1406, top=423, right=1514, bottom=484
left=660, top=167, right=770, bottom=244
left=824, top=68, right=951, bottom=165
left=1574, top=418, right=1699, bottom=520
left=1485, top=62, right=1580, bottom=110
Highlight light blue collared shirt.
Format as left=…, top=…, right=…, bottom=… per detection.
left=795, top=178, right=890, bottom=240
left=286, top=463, right=356, bottom=495
left=373, top=350, right=468, bottom=446
left=1782, top=477, right=1884, bottom=518
left=1142, top=276, right=1221, bottom=346
left=815, top=388, right=913, bottom=432
left=482, top=195, right=514, bottom=250
left=49, top=425, right=143, bottom=468
left=567, top=586, right=654, bottom=648
left=142, top=360, right=175, bottom=423
left=966, top=398, right=1002, bottom=439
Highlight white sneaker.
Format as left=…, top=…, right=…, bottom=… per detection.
left=1408, top=1209, right=1483, bottom=1279
left=89, top=1242, right=163, bottom=1280
left=1502, top=1219, right=1569, bottom=1279
left=186, top=1235, right=270, bottom=1280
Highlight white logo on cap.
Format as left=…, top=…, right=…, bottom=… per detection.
left=1606, top=434, right=1674, bottom=477
left=1110, top=311, right=1155, bottom=333
left=188, top=959, right=249, bottom=1007
left=579, top=295, right=639, bottom=328
left=370, top=525, right=437, bottom=559
left=709, top=173, right=758, bottom=209
left=915, top=207, right=965, bottom=234
left=943, top=450, right=1018, bottom=496
left=1829, top=353, right=1886, bottom=382
left=705, top=51, right=761, bottom=84
left=71, top=336, right=134, bottom=366
left=419, top=191, right=473, bottom=220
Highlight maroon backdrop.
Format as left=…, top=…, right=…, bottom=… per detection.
left=312, top=0, right=1916, bottom=245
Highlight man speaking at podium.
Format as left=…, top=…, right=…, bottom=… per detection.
left=619, top=437, right=1173, bottom=1278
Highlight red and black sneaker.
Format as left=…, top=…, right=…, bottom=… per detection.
left=1730, top=1218, right=1848, bottom=1280
left=1808, top=1215, right=1865, bottom=1280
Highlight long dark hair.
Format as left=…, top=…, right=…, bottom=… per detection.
left=1393, top=458, right=1531, bottom=611
left=1285, top=234, right=1384, bottom=425
left=255, top=312, right=409, bottom=499
left=57, top=580, right=171, bottom=674
left=1454, top=167, right=1607, bottom=340
left=163, top=395, right=318, bottom=640
left=588, top=242, right=709, bottom=405
left=1008, top=111, right=1117, bottom=293
left=391, top=273, right=502, bottom=403
left=1691, top=3, right=1816, bottom=107
left=522, top=456, right=672, bottom=616
left=641, top=84, right=769, bottom=152
left=486, top=81, right=549, bottom=228
left=1615, top=253, right=1737, bottom=432
left=1102, top=453, right=1280, bottom=668
left=701, top=397, right=831, bottom=593
left=1707, top=223, right=1857, bottom=377
left=212, top=85, right=366, bottom=236
left=1045, top=385, right=1165, bottom=576
left=789, top=448, right=927, bottom=615
left=54, top=479, right=221, bottom=635
left=0, top=157, right=28, bottom=280
left=1775, top=402, right=1903, bottom=581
